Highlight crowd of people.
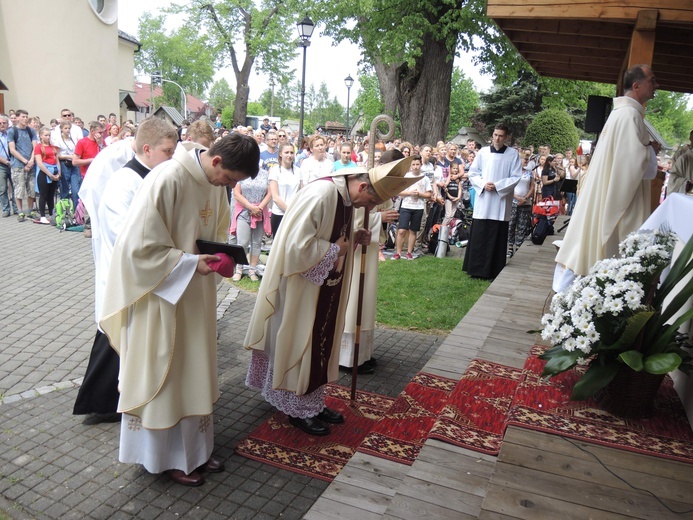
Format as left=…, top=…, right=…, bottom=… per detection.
left=3, top=66, right=691, bottom=488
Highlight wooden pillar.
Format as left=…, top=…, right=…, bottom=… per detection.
left=618, top=10, right=658, bottom=95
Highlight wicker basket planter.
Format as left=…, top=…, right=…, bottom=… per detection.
left=595, top=365, right=666, bottom=419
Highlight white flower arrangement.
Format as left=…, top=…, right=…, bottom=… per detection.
left=537, top=229, right=693, bottom=400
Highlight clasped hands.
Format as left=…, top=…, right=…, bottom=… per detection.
left=336, top=229, right=371, bottom=256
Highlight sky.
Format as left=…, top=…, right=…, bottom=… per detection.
left=117, top=0, right=495, bottom=109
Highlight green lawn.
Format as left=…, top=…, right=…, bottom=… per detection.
left=376, top=256, right=490, bottom=334
left=231, top=254, right=489, bottom=335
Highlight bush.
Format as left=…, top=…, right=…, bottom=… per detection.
left=220, top=106, right=234, bottom=129
left=522, top=109, right=580, bottom=153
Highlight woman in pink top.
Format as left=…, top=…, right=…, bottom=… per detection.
left=34, top=127, right=61, bottom=224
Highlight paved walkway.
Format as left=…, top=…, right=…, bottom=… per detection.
left=0, top=215, right=441, bottom=519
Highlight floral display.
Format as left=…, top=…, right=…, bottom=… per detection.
left=538, top=229, right=693, bottom=400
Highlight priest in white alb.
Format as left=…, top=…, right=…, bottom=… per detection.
left=554, top=64, right=661, bottom=292
left=463, top=123, right=522, bottom=280
left=74, top=118, right=178, bottom=423
left=99, top=134, right=260, bottom=487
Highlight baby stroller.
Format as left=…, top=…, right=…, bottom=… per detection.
left=450, top=205, right=474, bottom=245
left=531, top=196, right=560, bottom=245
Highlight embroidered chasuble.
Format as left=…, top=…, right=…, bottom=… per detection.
left=555, top=96, right=655, bottom=279
left=245, top=175, right=356, bottom=397
left=100, top=146, right=230, bottom=430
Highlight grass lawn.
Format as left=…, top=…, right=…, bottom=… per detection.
left=376, top=256, right=489, bottom=334
left=230, top=254, right=489, bottom=335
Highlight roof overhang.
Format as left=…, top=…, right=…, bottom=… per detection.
left=487, top=1, right=693, bottom=93
left=119, top=91, right=138, bottom=110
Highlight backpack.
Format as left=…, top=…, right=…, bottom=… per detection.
left=531, top=215, right=552, bottom=245
left=384, top=222, right=397, bottom=249
left=55, top=199, right=77, bottom=231
left=74, top=199, right=86, bottom=225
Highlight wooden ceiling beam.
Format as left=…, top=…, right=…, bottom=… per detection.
left=487, top=1, right=693, bottom=24
left=521, top=52, right=622, bottom=70
left=507, top=30, right=627, bottom=51
left=515, top=42, right=623, bottom=60
left=626, top=10, right=657, bottom=68
left=496, top=18, right=633, bottom=39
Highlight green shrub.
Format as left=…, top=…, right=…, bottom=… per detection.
left=220, top=106, right=234, bottom=129
left=522, top=109, right=580, bottom=153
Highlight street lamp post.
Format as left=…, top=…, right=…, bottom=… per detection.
left=296, top=16, right=314, bottom=143
left=152, top=70, right=187, bottom=119
left=344, top=74, right=354, bottom=138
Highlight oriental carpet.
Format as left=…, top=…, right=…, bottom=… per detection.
left=428, top=358, right=525, bottom=455
left=234, top=384, right=395, bottom=482
left=507, top=344, right=693, bottom=464
left=357, top=372, right=457, bottom=464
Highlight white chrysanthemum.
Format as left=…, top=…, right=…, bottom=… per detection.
left=558, top=324, right=574, bottom=340
left=605, top=297, right=624, bottom=313
left=575, top=335, right=592, bottom=353
left=562, top=337, right=578, bottom=352
left=624, top=290, right=643, bottom=310
left=584, top=328, right=600, bottom=342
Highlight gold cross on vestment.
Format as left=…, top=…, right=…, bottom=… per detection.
left=199, top=200, right=213, bottom=226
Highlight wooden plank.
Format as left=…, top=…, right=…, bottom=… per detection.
left=627, top=11, right=657, bottom=67
left=334, top=453, right=410, bottom=496
left=488, top=460, right=691, bottom=519
left=482, top=483, right=634, bottom=520
left=487, top=1, right=693, bottom=24
left=305, top=499, right=385, bottom=520
left=385, top=490, right=480, bottom=520
left=504, top=426, right=693, bottom=484
left=498, top=434, right=693, bottom=505
left=320, top=480, right=396, bottom=515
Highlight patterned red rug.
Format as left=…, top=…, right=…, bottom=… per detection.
left=234, top=385, right=395, bottom=482
left=428, top=359, right=525, bottom=455
left=357, top=372, right=457, bottom=465
left=508, top=345, right=693, bottom=464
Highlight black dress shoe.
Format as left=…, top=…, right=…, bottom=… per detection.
left=168, top=469, right=205, bottom=487
left=197, top=455, right=225, bottom=473
left=338, top=363, right=375, bottom=375
left=316, top=407, right=344, bottom=424
left=288, top=416, right=330, bottom=436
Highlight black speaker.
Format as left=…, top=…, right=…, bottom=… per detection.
left=585, top=95, right=612, bottom=133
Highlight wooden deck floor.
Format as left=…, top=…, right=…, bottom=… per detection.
left=305, top=219, right=693, bottom=520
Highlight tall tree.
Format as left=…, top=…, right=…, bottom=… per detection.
left=312, top=0, right=518, bottom=143
left=136, top=13, right=216, bottom=109
left=351, top=71, right=385, bottom=132
left=167, top=0, right=296, bottom=127
left=208, top=79, right=236, bottom=113
left=447, top=68, right=479, bottom=140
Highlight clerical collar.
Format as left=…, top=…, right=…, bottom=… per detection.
left=124, top=156, right=151, bottom=179
left=490, top=145, right=507, bottom=154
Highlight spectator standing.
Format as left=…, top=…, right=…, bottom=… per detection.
left=51, top=109, right=83, bottom=146
left=507, top=151, right=535, bottom=257
left=33, top=127, right=61, bottom=224
left=260, top=130, right=279, bottom=172
left=231, top=167, right=271, bottom=282
left=333, top=142, right=358, bottom=171
left=0, top=115, right=18, bottom=217
left=300, top=135, right=334, bottom=185
left=55, top=121, right=81, bottom=210
left=442, top=162, right=462, bottom=227
left=463, top=124, right=522, bottom=280
left=541, top=155, right=559, bottom=199
left=8, top=109, right=38, bottom=221
left=393, top=156, right=432, bottom=260
left=268, top=143, right=301, bottom=237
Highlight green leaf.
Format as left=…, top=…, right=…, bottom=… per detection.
left=541, top=349, right=583, bottom=376
left=570, top=363, right=619, bottom=401
left=618, top=350, right=644, bottom=371
left=654, top=234, right=693, bottom=306
left=643, top=353, right=682, bottom=375
left=620, top=311, right=655, bottom=345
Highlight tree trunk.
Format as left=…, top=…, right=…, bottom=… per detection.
left=233, top=82, right=250, bottom=127
left=396, top=34, right=453, bottom=145
left=373, top=57, right=399, bottom=119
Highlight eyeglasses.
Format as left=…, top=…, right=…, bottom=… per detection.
left=278, top=134, right=286, bottom=138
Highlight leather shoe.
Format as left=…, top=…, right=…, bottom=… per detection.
left=82, top=413, right=122, bottom=425
left=197, top=455, right=225, bottom=474
left=339, top=363, right=375, bottom=375
left=317, top=407, right=344, bottom=424
left=168, top=469, right=205, bottom=487
left=288, top=416, right=330, bottom=436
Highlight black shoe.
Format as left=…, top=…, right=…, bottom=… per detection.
left=339, top=363, right=375, bottom=374
left=82, top=413, right=122, bottom=425
left=288, top=416, right=330, bottom=436
left=316, top=407, right=344, bottom=424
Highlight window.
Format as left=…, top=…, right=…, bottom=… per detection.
left=88, top=0, right=117, bottom=24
